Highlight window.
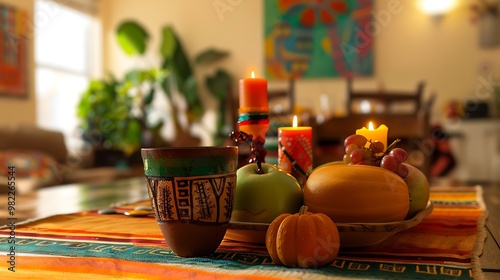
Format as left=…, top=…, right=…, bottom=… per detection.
left=35, top=0, right=100, bottom=151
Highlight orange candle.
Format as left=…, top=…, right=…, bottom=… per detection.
left=238, top=71, right=270, bottom=163
left=278, top=115, right=313, bottom=186
left=239, top=71, right=268, bottom=113
left=356, top=122, right=388, bottom=150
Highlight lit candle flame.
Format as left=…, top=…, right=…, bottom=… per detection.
left=368, top=122, right=374, bottom=130
left=293, top=115, right=298, bottom=127
left=251, top=71, right=255, bottom=78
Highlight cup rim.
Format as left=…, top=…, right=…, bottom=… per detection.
left=141, top=146, right=238, bottom=158
left=141, top=146, right=237, bottom=152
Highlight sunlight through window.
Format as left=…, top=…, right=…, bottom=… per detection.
left=35, top=0, right=100, bottom=152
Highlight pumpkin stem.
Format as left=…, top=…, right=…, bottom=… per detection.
left=299, top=205, right=308, bottom=215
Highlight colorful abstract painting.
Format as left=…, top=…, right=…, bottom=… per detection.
left=0, top=4, right=28, bottom=97
left=264, top=0, right=373, bottom=79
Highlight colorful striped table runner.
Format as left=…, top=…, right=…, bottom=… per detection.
left=0, top=186, right=487, bottom=279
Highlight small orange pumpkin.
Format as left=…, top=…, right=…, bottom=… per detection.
left=265, top=206, right=340, bottom=268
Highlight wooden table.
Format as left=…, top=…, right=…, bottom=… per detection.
left=1, top=177, right=499, bottom=278
left=479, top=181, right=500, bottom=278
left=0, top=178, right=149, bottom=227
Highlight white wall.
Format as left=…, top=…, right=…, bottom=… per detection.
left=101, top=0, right=500, bottom=125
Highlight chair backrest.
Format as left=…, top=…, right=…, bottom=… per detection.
left=311, top=79, right=434, bottom=176
left=346, top=78, right=425, bottom=116
left=268, top=79, right=295, bottom=117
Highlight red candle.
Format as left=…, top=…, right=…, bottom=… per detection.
left=239, top=71, right=268, bottom=113
left=278, top=115, right=313, bottom=186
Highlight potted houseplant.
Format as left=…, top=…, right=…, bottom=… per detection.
left=76, top=69, right=168, bottom=166
left=77, top=20, right=234, bottom=166
left=116, top=20, right=235, bottom=145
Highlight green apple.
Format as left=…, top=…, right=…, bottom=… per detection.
left=231, top=163, right=303, bottom=223
left=403, top=163, right=430, bottom=219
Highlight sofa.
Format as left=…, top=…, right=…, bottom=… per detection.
left=0, top=124, right=143, bottom=195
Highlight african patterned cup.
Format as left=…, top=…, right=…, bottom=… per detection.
left=141, top=146, right=238, bottom=257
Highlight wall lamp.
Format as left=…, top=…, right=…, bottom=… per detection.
left=418, top=0, right=457, bottom=17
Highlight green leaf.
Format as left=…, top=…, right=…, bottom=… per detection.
left=143, top=87, right=155, bottom=105
left=160, top=26, right=177, bottom=59
left=160, top=27, right=193, bottom=93
left=124, top=69, right=141, bottom=84
left=118, top=118, right=142, bottom=155
left=161, top=76, right=173, bottom=100
left=155, top=68, right=169, bottom=81
left=124, top=69, right=158, bottom=85
left=195, top=48, right=229, bottom=65
left=77, top=79, right=116, bottom=118
left=183, top=75, right=198, bottom=106
left=190, top=102, right=203, bottom=119
left=116, top=21, right=149, bottom=55
left=205, top=69, right=232, bottom=100
left=160, top=26, right=197, bottom=104
left=124, top=119, right=142, bottom=145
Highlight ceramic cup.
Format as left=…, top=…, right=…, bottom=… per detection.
left=141, top=146, right=238, bottom=257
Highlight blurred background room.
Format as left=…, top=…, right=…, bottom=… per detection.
left=1, top=0, right=500, bottom=195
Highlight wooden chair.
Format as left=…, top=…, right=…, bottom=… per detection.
left=312, top=78, right=435, bottom=177
left=346, top=78, right=425, bottom=116
left=268, top=79, right=295, bottom=118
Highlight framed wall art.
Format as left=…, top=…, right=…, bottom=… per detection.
left=264, top=0, right=374, bottom=79
left=0, top=4, right=28, bottom=98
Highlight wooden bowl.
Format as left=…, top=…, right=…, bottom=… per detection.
left=335, top=201, right=434, bottom=247
left=226, top=201, right=433, bottom=247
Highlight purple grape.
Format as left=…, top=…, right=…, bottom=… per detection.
left=370, top=141, right=385, bottom=153
left=390, top=148, right=408, bottom=163
left=344, top=134, right=368, bottom=148
left=397, top=164, right=409, bottom=178
left=345, top=144, right=358, bottom=155
left=343, top=154, right=351, bottom=164
left=350, top=149, right=365, bottom=164
left=380, top=155, right=398, bottom=172
left=363, top=149, right=373, bottom=160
